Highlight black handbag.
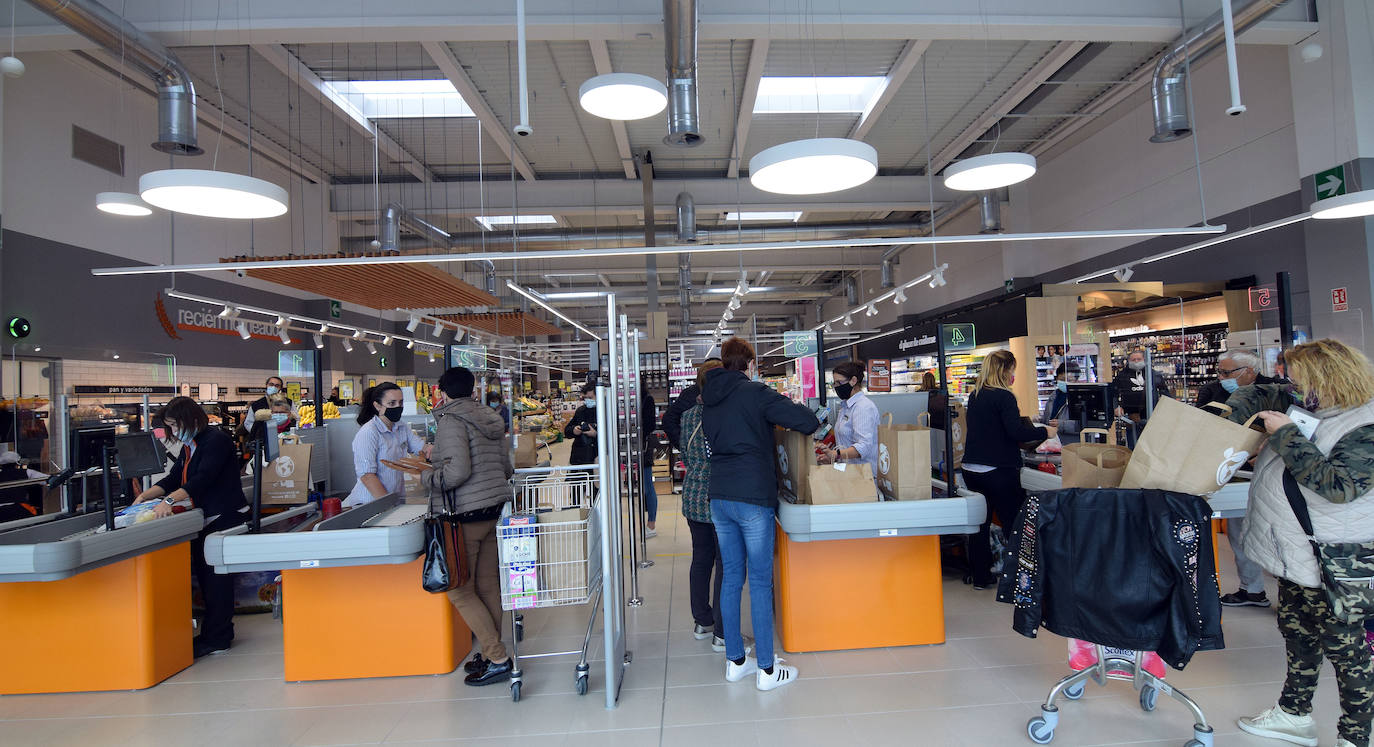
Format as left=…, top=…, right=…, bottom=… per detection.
left=421, top=472, right=469, bottom=593
left=1280, top=468, right=1374, bottom=622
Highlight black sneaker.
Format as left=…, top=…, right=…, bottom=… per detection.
left=1220, top=590, right=1271, bottom=607
left=463, top=654, right=489, bottom=674
left=463, top=658, right=513, bottom=686
left=193, top=640, right=230, bottom=658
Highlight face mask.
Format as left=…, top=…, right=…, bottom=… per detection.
left=1219, top=377, right=1240, bottom=394
left=178, top=428, right=195, bottom=446
left=1128, top=360, right=1146, bottom=371
left=265, top=385, right=279, bottom=396
left=489, top=402, right=500, bottom=410
left=834, top=381, right=854, bottom=400
left=1056, top=381, right=1068, bottom=393
left=381, top=405, right=404, bottom=423
left=270, top=413, right=289, bottom=425
left=585, top=398, right=596, bottom=408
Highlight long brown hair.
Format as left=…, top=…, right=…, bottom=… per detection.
left=972, top=350, right=1016, bottom=396
left=1285, top=338, right=1374, bottom=411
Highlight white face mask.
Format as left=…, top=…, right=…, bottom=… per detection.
left=585, top=398, right=596, bottom=408
left=265, top=385, right=280, bottom=395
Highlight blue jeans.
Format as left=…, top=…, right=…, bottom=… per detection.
left=711, top=498, right=776, bottom=669
left=642, top=464, right=658, bottom=523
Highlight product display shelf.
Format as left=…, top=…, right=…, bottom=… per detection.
left=1109, top=324, right=1229, bottom=403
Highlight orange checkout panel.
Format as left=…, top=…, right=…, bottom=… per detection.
left=773, top=480, right=986, bottom=652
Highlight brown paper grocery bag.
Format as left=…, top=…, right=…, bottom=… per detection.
left=263, top=434, right=312, bottom=505
left=774, top=428, right=818, bottom=504
left=1061, top=429, right=1131, bottom=489
left=1119, top=396, right=1266, bottom=496
left=512, top=432, right=539, bottom=469
left=877, top=413, right=933, bottom=501
left=807, top=462, right=878, bottom=504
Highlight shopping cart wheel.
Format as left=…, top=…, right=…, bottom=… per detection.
left=510, top=681, right=522, bottom=702
left=1026, top=717, right=1055, bottom=744
left=1184, top=724, right=1214, bottom=747
left=575, top=673, right=588, bottom=695
left=1063, top=682, right=1084, bottom=700
left=1139, top=685, right=1158, bottom=712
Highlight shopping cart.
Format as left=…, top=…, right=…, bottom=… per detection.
left=497, top=466, right=603, bottom=702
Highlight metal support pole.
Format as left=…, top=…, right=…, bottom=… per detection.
left=251, top=429, right=265, bottom=533
left=141, top=394, right=152, bottom=492
left=1143, top=348, right=1157, bottom=420
left=57, top=394, right=71, bottom=514
left=640, top=153, right=658, bottom=312
left=623, top=315, right=646, bottom=605
left=937, top=325, right=955, bottom=484
left=1277, top=271, right=1295, bottom=348
left=632, top=333, right=652, bottom=570
left=101, top=443, right=116, bottom=532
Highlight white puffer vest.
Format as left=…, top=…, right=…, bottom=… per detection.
left=1238, top=400, right=1374, bottom=588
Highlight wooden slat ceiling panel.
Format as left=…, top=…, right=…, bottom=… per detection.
left=437, top=312, right=561, bottom=338
left=220, top=254, right=498, bottom=309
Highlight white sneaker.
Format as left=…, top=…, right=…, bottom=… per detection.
left=693, top=623, right=712, bottom=640
left=725, top=656, right=758, bottom=683
left=712, top=634, right=754, bottom=654
left=756, top=659, right=799, bottom=691
left=1236, top=705, right=1318, bottom=746
left=645, top=528, right=658, bottom=539
left=1334, top=739, right=1357, bottom=747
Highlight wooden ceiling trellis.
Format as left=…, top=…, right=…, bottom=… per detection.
left=220, top=254, right=498, bottom=310
left=436, top=312, right=562, bottom=338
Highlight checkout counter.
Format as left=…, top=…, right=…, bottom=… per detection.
left=204, top=494, right=470, bottom=681
left=774, top=479, right=986, bottom=653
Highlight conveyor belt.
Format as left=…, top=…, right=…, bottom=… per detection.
left=776, top=480, right=987, bottom=542
left=0, top=509, right=206, bottom=582
left=204, top=495, right=423, bottom=573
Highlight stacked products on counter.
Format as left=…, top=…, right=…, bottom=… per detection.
left=295, top=402, right=341, bottom=427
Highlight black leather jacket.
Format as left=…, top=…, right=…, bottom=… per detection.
left=997, top=488, right=1224, bottom=670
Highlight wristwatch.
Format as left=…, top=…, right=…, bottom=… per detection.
left=163, top=497, right=176, bottom=506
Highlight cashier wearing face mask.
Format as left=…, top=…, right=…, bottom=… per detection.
left=133, top=396, right=247, bottom=657
left=818, top=362, right=880, bottom=478
left=242, top=376, right=286, bottom=431
left=564, top=382, right=600, bottom=467
left=1040, top=361, right=1083, bottom=441
left=486, top=392, right=512, bottom=434
left=345, top=382, right=432, bottom=508
left=1195, top=349, right=1276, bottom=411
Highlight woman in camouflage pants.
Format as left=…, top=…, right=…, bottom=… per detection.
left=1225, top=339, right=1374, bottom=747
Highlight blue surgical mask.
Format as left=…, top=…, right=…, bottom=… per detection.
left=270, top=413, right=289, bottom=425
left=585, top=398, right=596, bottom=408
left=178, top=428, right=196, bottom=446
left=265, top=385, right=279, bottom=396
left=1219, top=377, right=1240, bottom=394
left=1055, top=381, right=1068, bottom=393
left=489, top=402, right=500, bottom=409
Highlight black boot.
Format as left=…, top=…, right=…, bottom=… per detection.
left=464, top=657, right=513, bottom=686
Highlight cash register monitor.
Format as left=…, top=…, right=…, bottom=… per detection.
left=113, top=432, right=168, bottom=479
left=1065, top=383, right=1114, bottom=430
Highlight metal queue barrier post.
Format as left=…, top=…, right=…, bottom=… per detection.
left=631, top=333, right=652, bottom=571
left=599, top=293, right=631, bottom=708
left=621, top=314, right=644, bottom=604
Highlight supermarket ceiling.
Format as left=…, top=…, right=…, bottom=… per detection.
left=16, top=0, right=1316, bottom=331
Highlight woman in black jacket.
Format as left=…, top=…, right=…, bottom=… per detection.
left=564, top=382, right=599, bottom=466
left=962, top=350, right=1055, bottom=589
left=133, top=397, right=248, bottom=657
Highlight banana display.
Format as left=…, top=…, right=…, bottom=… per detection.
left=296, top=402, right=341, bottom=426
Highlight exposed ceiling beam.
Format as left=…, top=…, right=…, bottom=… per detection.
left=587, top=39, right=637, bottom=180
left=927, top=40, right=1088, bottom=176
left=726, top=39, right=768, bottom=179
left=849, top=38, right=930, bottom=142
left=250, top=43, right=432, bottom=184
left=422, top=40, right=538, bottom=182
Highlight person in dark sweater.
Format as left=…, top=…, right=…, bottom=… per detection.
left=1111, top=350, right=1169, bottom=420
left=962, top=350, right=1055, bottom=589
left=564, top=382, right=600, bottom=466
left=702, top=338, right=819, bottom=692
left=662, top=356, right=723, bottom=447
left=133, top=397, right=248, bottom=657
left=1195, top=349, right=1276, bottom=411
left=640, top=390, right=660, bottom=537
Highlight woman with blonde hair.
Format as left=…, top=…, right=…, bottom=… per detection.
left=961, top=350, right=1054, bottom=589
left=1224, top=339, right=1374, bottom=747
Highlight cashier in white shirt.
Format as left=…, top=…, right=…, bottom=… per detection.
left=818, top=361, right=880, bottom=475
left=345, top=382, right=431, bottom=507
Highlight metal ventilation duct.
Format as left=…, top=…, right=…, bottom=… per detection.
left=28, top=0, right=201, bottom=155
left=979, top=191, right=1003, bottom=233
left=1149, top=0, right=1286, bottom=143
left=880, top=258, right=895, bottom=288
left=845, top=276, right=858, bottom=305
left=378, top=202, right=498, bottom=281
left=663, top=0, right=702, bottom=147
left=675, top=191, right=697, bottom=241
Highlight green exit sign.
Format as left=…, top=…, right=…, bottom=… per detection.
left=1315, top=165, right=1346, bottom=201
left=942, top=323, right=976, bottom=352
left=329, top=300, right=342, bottom=318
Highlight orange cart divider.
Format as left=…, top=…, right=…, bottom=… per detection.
left=0, top=543, right=193, bottom=694
left=282, top=557, right=471, bottom=681
left=774, top=524, right=944, bottom=652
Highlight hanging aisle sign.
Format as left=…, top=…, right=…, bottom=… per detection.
left=942, top=323, right=977, bottom=352
left=783, top=331, right=818, bottom=357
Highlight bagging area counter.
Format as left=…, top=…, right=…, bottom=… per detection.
left=0, top=509, right=206, bottom=694
left=204, top=495, right=470, bottom=681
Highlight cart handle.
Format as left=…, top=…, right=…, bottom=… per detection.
left=514, top=465, right=601, bottom=475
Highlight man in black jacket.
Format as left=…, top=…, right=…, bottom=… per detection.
left=702, top=338, right=818, bottom=692
left=243, top=376, right=287, bottom=432
left=662, top=357, right=722, bottom=448
left=1111, top=349, right=1170, bottom=420
left=564, top=382, right=600, bottom=466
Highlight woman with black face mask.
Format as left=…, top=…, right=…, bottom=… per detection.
left=818, top=361, right=881, bottom=480
left=345, top=382, right=431, bottom=507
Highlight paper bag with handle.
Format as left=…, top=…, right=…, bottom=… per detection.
left=512, top=432, right=539, bottom=469
left=1119, top=396, right=1266, bottom=496
left=263, top=433, right=312, bottom=505
left=1060, top=428, right=1132, bottom=489
left=876, top=412, right=933, bottom=500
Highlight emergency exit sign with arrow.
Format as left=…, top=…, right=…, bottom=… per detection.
left=1316, top=165, right=1347, bottom=201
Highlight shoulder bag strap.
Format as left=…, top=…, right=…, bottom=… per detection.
left=1281, top=467, right=1318, bottom=539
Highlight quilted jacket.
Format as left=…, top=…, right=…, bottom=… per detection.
left=421, top=398, right=513, bottom=517
left=1225, top=387, right=1374, bottom=587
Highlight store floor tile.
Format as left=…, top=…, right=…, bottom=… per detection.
left=0, top=492, right=1351, bottom=746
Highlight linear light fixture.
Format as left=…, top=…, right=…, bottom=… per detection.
left=91, top=226, right=1228, bottom=276
left=505, top=281, right=602, bottom=340
left=1069, top=214, right=1308, bottom=283
left=813, top=263, right=949, bottom=331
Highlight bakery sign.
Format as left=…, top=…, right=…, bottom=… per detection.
left=159, top=293, right=298, bottom=343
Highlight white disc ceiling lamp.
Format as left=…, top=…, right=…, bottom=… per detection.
left=1311, top=190, right=1374, bottom=220
left=95, top=192, right=154, bottom=216
left=578, top=73, right=668, bottom=120
left=748, top=138, right=878, bottom=195
left=139, top=169, right=289, bottom=220
left=942, top=152, right=1037, bottom=192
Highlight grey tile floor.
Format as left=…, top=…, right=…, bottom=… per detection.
left=0, top=488, right=1349, bottom=746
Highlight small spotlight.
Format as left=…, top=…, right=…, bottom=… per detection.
left=313, top=333, right=324, bottom=349
left=865, top=302, right=878, bottom=317
left=318, top=322, right=328, bottom=333
left=278, top=326, right=292, bottom=344
left=894, top=288, right=907, bottom=304
left=366, top=341, right=377, bottom=355
left=727, top=297, right=741, bottom=311
left=237, top=321, right=251, bottom=340
left=735, top=279, right=750, bottom=296
left=431, top=322, right=445, bottom=339
left=111, top=351, right=120, bottom=359
left=275, top=315, right=288, bottom=327
left=406, top=314, right=421, bottom=332
left=218, top=305, right=237, bottom=319
left=406, top=339, right=415, bottom=350
left=722, top=309, right=734, bottom=321
left=341, top=337, right=353, bottom=352
left=928, top=269, right=947, bottom=288
left=824, top=321, right=834, bottom=334
left=843, top=313, right=853, bottom=327
left=454, top=330, right=466, bottom=344
left=427, top=351, right=436, bottom=362
left=1114, top=267, right=1135, bottom=282
left=352, top=329, right=364, bottom=340
left=382, top=335, right=393, bottom=345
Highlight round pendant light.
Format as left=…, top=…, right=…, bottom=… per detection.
left=942, top=152, right=1037, bottom=191
left=1311, top=189, right=1374, bottom=220
left=578, top=73, right=668, bottom=120
left=139, top=169, right=289, bottom=219
left=95, top=191, right=153, bottom=216
left=748, top=138, right=878, bottom=195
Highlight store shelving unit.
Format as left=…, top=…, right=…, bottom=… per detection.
left=1109, top=324, right=1229, bottom=403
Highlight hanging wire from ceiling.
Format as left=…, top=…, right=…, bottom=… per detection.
left=1176, top=0, right=1211, bottom=227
